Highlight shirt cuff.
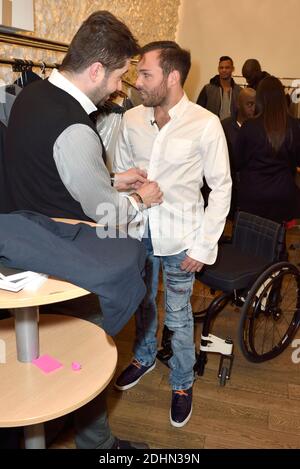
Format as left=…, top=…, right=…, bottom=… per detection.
left=187, top=245, right=218, bottom=265
left=124, top=194, right=140, bottom=212
left=124, top=194, right=147, bottom=212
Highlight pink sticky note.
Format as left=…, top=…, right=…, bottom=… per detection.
left=72, top=361, right=82, bottom=371
left=32, top=354, right=63, bottom=374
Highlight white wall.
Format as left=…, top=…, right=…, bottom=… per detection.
left=0, top=0, right=34, bottom=31
left=176, top=0, right=300, bottom=101
left=12, top=0, right=34, bottom=31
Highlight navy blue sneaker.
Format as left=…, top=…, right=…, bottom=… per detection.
left=170, top=387, right=193, bottom=428
left=115, top=359, right=156, bottom=391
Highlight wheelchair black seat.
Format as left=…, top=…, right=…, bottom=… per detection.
left=197, top=211, right=286, bottom=292
left=197, top=244, right=272, bottom=292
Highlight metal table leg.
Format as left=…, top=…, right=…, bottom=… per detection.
left=12, top=307, right=39, bottom=362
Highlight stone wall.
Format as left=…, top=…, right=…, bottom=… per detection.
left=0, top=0, right=180, bottom=84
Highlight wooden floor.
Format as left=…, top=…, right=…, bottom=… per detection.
left=50, top=227, right=300, bottom=449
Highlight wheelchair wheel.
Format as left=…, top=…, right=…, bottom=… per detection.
left=239, top=262, right=300, bottom=362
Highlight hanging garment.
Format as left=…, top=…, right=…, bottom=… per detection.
left=97, top=112, right=123, bottom=172
left=0, top=88, right=16, bottom=126
left=5, top=84, right=22, bottom=97
left=14, top=69, right=42, bottom=88
left=96, top=97, right=133, bottom=172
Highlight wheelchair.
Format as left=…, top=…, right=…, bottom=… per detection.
left=157, top=211, right=300, bottom=386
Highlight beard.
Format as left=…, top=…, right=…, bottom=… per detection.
left=97, top=95, right=110, bottom=106
left=91, top=74, right=112, bottom=106
left=90, top=88, right=110, bottom=107
left=138, top=78, right=168, bottom=107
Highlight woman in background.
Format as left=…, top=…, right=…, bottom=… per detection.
left=236, top=76, right=300, bottom=223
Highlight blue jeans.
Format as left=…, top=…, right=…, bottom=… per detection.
left=134, top=234, right=195, bottom=390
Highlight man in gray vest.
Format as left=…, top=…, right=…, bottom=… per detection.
left=5, top=10, right=163, bottom=449
left=197, top=56, right=241, bottom=120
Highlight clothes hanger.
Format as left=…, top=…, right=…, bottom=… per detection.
left=40, top=62, right=46, bottom=78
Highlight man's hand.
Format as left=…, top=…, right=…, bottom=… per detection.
left=114, top=168, right=147, bottom=191
left=136, top=180, right=163, bottom=207
left=180, top=255, right=204, bottom=273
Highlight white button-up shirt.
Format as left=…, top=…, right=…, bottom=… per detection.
left=114, top=94, right=232, bottom=264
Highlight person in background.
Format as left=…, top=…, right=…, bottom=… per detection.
left=197, top=56, right=241, bottom=120
left=236, top=76, right=300, bottom=223
left=114, top=41, right=231, bottom=428
left=4, top=10, right=163, bottom=450
left=242, top=59, right=270, bottom=90
left=222, top=87, right=256, bottom=217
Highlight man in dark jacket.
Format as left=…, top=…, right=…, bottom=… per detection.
left=222, top=88, right=256, bottom=217
left=197, top=56, right=241, bottom=120
left=222, top=88, right=256, bottom=170
left=242, top=59, right=270, bottom=90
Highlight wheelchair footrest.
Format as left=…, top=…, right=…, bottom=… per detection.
left=200, top=334, right=234, bottom=355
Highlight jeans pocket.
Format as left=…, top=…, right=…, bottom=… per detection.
left=165, top=269, right=194, bottom=315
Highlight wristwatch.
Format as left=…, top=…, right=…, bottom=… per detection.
left=131, top=192, right=144, bottom=204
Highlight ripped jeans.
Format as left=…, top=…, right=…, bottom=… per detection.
left=134, top=234, right=196, bottom=390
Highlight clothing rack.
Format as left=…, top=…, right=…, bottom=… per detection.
left=0, top=57, right=58, bottom=71
left=0, top=28, right=68, bottom=53
left=0, top=58, right=137, bottom=88
left=233, top=75, right=300, bottom=90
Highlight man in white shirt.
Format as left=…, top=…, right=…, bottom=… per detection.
left=114, top=41, right=232, bottom=427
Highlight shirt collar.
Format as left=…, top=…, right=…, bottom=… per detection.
left=168, top=92, right=189, bottom=119
left=146, top=93, right=189, bottom=125
left=48, top=69, right=97, bottom=115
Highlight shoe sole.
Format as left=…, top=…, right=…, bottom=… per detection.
left=169, top=406, right=193, bottom=428
left=114, top=361, right=156, bottom=391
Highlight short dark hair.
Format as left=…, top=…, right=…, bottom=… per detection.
left=140, top=41, right=191, bottom=86
left=61, top=11, right=140, bottom=74
left=242, top=59, right=262, bottom=78
left=219, top=56, right=233, bottom=65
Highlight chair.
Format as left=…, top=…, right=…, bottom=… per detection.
left=157, top=211, right=300, bottom=386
